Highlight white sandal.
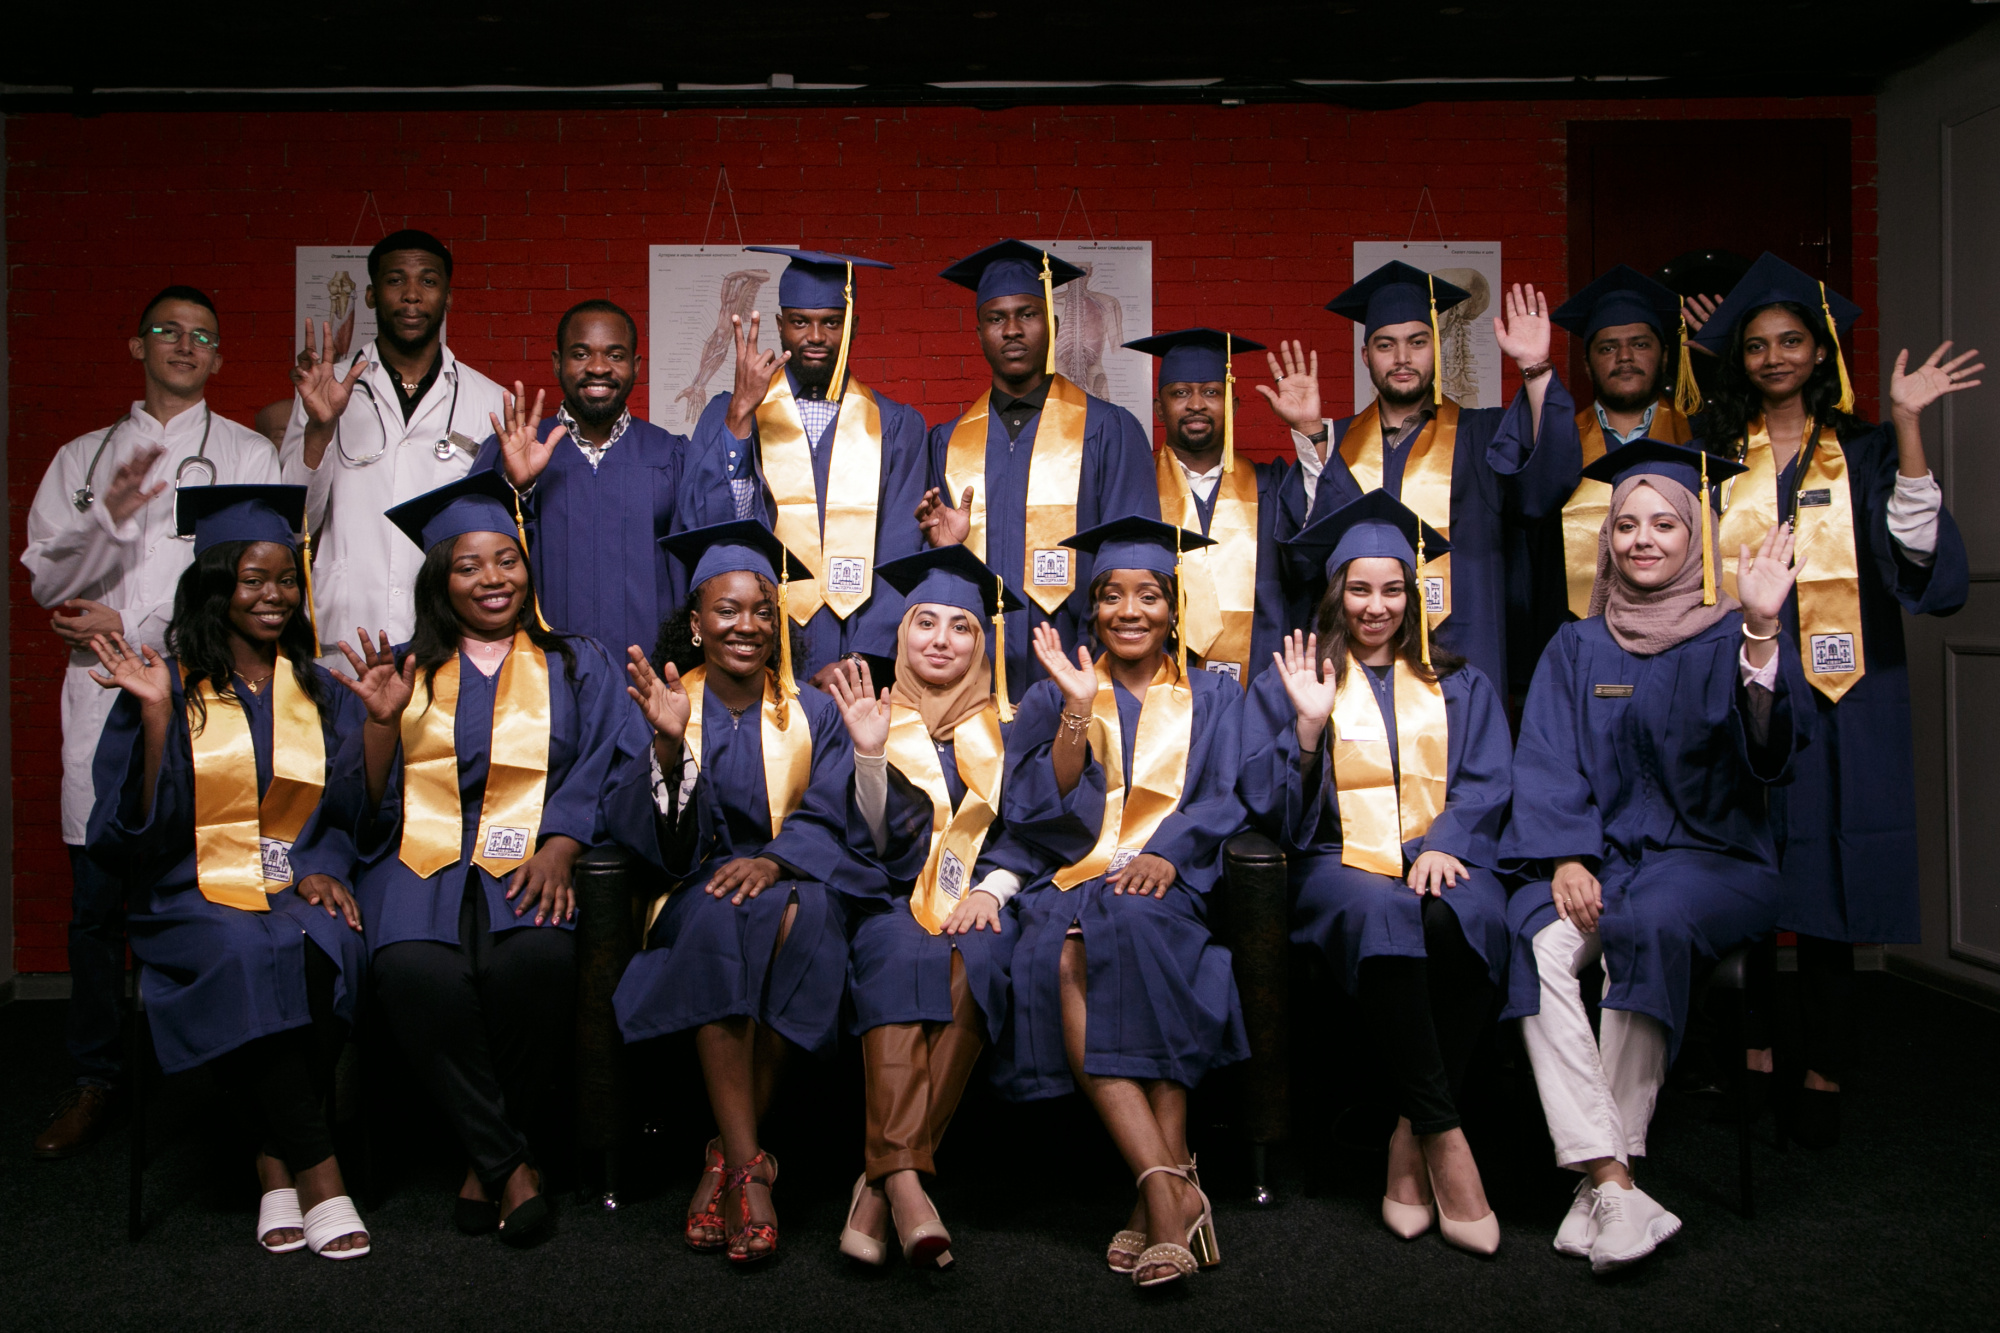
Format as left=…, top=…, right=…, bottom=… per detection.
left=1129, top=1165, right=1219, bottom=1289
left=257, top=1188, right=307, bottom=1253
left=302, top=1195, right=371, bottom=1260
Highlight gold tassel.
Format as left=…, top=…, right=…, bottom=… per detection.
left=299, top=528, right=321, bottom=658
left=1699, top=448, right=1717, bottom=606
left=1040, top=250, right=1056, bottom=377
left=991, top=573, right=1014, bottom=724
left=1222, top=332, right=1236, bottom=475
left=827, top=260, right=854, bottom=401
left=1415, top=526, right=1432, bottom=667
left=1820, top=281, right=1855, bottom=415
left=511, top=489, right=553, bottom=632
left=1427, top=272, right=1444, bottom=407
left=1175, top=526, right=1190, bottom=688
left=776, top=563, right=798, bottom=702
left=1676, top=313, right=1703, bottom=418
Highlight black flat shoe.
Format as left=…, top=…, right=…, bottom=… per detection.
left=498, top=1194, right=553, bottom=1249
left=455, top=1197, right=500, bottom=1235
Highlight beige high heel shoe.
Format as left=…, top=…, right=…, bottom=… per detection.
left=894, top=1186, right=954, bottom=1269
left=1381, top=1194, right=1437, bottom=1239
left=1108, top=1157, right=1200, bottom=1272
left=1431, top=1170, right=1500, bottom=1256
left=1129, top=1165, right=1219, bottom=1288
left=837, top=1174, right=888, bottom=1266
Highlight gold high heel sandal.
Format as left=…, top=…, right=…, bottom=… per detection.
left=1129, top=1165, right=1219, bottom=1288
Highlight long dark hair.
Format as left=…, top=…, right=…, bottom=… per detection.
left=407, top=535, right=577, bottom=698
left=1084, top=567, right=1180, bottom=660
left=653, top=575, right=809, bottom=677
left=1313, top=558, right=1464, bottom=688
left=1691, top=300, right=1869, bottom=459
left=167, top=540, right=325, bottom=735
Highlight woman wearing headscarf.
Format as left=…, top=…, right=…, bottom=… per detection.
left=827, top=545, right=1033, bottom=1269
left=340, top=470, right=654, bottom=1249
left=613, top=520, right=883, bottom=1265
left=1503, top=440, right=1806, bottom=1274
left=87, top=485, right=370, bottom=1258
left=1687, top=254, right=1976, bottom=1146
left=1240, top=490, right=1512, bottom=1256
left=1000, top=516, right=1250, bottom=1292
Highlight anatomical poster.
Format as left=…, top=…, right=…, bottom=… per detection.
left=648, top=244, right=791, bottom=432
left=1027, top=240, right=1155, bottom=431
left=295, top=247, right=378, bottom=360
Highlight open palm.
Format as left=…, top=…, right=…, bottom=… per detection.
left=1737, top=522, right=1801, bottom=624
left=86, top=634, right=171, bottom=705
left=490, top=382, right=567, bottom=488
left=296, top=318, right=369, bottom=427
left=1273, top=630, right=1338, bottom=723
left=1890, top=341, right=1984, bottom=419
left=332, top=629, right=416, bottom=724
left=626, top=648, right=692, bottom=741
left=1031, top=623, right=1098, bottom=713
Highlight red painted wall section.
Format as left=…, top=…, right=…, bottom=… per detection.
left=5, top=97, right=1877, bottom=971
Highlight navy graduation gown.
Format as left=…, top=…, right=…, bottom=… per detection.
left=352, top=638, right=654, bottom=954
left=1240, top=661, right=1513, bottom=994
left=995, top=670, right=1250, bottom=1100
left=1499, top=616, right=1811, bottom=1055
left=1305, top=379, right=1582, bottom=695
left=613, top=683, right=882, bottom=1056
left=1700, top=422, right=1969, bottom=944
left=680, top=374, right=932, bottom=678
left=1183, top=455, right=1305, bottom=687
left=87, top=665, right=368, bottom=1074
left=925, top=391, right=1160, bottom=705
left=473, top=417, right=691, bottom=667
left=847, top=728, right=1038, bottom=1037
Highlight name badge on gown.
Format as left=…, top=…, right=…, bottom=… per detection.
left=1797, top=489, right=1832, bottom=508
left=260, top=838, right=294, bottom=883
left=482, top=826, right=532, bottom=861
left=1032, top=549, right=1071, bottom=586
left=1339, top=722, right=1386, bottom=741
left=1593, top=684, right=1635, bottom=698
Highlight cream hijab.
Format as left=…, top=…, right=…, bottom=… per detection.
left=889, top=602, right=994, bottom=740
left=1588, top=473, right=1739, bottom=655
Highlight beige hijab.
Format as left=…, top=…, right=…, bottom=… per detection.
left=1588, top=473, right=1739, bottom=655
left=890, top=602, right=994, bottom=740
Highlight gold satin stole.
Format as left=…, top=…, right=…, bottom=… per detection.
left=1340, top=400, right=1459, bottom=624
left=884, top=704, right=1005, bottom=933
left=1330, top=659, right=1449, bottom=877
left=943, top=374, right=1090, bottom=616
left=755, top=369, right=883, bottom=622
left=1561, top=400, right=1693, bottom=619
left=1155, top=446, right=1258, bottom=684
left=1053, top=657, right=1195, bottom=890
left=186, top=657, right=326, bottom=911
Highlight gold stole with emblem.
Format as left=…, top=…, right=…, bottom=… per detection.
left=1718, top=419, right=1866, bottom=702
left=943, top=373, right=1090, bottom=615
left=1053, top=656, right=1195, bottom=889
left=884, top=704, right=1005, bottom=933
left=1155, top=446, right=1259, bottom=684
left=755, top=369, right=883, bottom=623
left=1329, top=659, right=1449, bottom=877
left=1340, top=400, right=1459, bottom=625
left=1561, top=400, right=1693, bottom=619
left=644, top=665, right=815, bottom=931
left=399, top=633, right=552, bottom=880
left=185, top=656, right=326, bottom=911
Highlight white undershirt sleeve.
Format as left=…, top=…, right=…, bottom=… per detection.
left=968, top=868, right=1022, bottom=908
left=853, top=750, right=890, bottom=856
left=1885, top=470, right=1942, bottom=565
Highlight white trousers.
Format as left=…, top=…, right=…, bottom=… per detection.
left=1520, top=918, right=1668, bottom=1169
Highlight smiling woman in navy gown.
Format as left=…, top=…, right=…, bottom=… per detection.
left=87, top=485, right=370, bottom=1259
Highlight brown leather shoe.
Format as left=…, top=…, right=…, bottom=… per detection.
left=33, top=1085, right=122, bottom=1159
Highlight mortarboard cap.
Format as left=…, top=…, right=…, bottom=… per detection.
left=658, top=520, right=812, bottom=592
left=1060, top=514, right=1215, bottom=578
left=744, top=247, right=893, bottom=312
left=939, top=240, right=1085, bottom=309
left=1580, top=438, right=1748, bottom=497
left=1553, top=264, right=1682, bottom=342
left=1688, top=251, right=1861, bottom=356
left=1286, top=489, right=1451, bottom=584
left=1124, top=327, right=1268, bottom=474
left=176, top=484, right=307, bottom=556
left=1327, top=260, right=1471, bottom=338
left=876, top=544, right=1023, bottom=621
left=384, top=470, right=520, bottom=555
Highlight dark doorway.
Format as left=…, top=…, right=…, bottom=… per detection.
left=1564, top=117, right=1854, bottom=385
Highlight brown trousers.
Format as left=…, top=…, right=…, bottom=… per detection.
left=863, top=950, right=985, bottom=1181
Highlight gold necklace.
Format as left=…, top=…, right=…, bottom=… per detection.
left=238, top=670, right=274, bottom=695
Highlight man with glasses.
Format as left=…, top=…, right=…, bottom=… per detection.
left=282, top=229, right=507, bottom=664
left=21, top=284, right=280, bottom=1157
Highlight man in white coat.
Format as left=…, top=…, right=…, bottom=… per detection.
left=281, top=229, right=508, bottom=664
left=21, top=285, right=281, bottom=1156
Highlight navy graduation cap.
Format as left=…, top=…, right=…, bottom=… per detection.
left=1579, top=438, right=1747, bottom=496
left=384, top=470, right=522, bottom=555
left=1688, top=251, right=1863, bottom=413
left=1124, top=327, right=1269, bottom=472
left=1326, top=260, right=1472, bottom=337
left=939, top=239, right=1085, bottom=308
left=658, top=519, right=813, bottom=591
left=1286, top=488, right=1451, bottom=582
left=876, top=543, right=1024, bottom=621
left=1060, top=514, right=1216, bottom=578
left=1552, top=264, right=1682, bottom=342
left=176, top=484, right=307, bottom=556
left=744, top=246, right=893, bottom=311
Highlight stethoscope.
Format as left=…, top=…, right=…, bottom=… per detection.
left=71, top=406, right=215, bottom=528
left=332, top=351, right=465, bottom=466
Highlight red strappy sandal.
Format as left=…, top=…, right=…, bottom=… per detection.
left=685, top=1138, right=727, bottom=1251
left=722, top=1149, right=780, bottom=1265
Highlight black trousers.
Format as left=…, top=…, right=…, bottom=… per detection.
left=373, top=876, right=576, bottom=1194
left=1746, top=934, right=1854, bottom=1083
left=212, top=939, right=345, bottom=1175
left=66, top=844, right=127, bottom=1086
left=1355, top=896, right=1495, bottom=1136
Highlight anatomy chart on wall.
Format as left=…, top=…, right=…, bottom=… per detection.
left=1351, top=241, right=1503, bottom=413
left=648, top=245, right=791, bottom=431
left=295, top=247, right=379, bottom=360
left=1027, top=240, right=1155, bottom=430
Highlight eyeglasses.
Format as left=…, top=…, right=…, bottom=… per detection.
left=143, top=324, right=220, bottom=349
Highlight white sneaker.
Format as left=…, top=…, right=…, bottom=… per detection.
left=1552, top=1176, right=1596, bottom=1257
left=1588, top=1182, right=1682, bottom=1273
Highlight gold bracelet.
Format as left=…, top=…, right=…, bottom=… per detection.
left=1058, top=708, right=1091, bottom=739
left=1741, top=622, right=1781, bottom=642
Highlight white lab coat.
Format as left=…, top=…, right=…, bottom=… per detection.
left=21, top=403, right=282, bottom=842
left=279, top=341, right=508, bottom=665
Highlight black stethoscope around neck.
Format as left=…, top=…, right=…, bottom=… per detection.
left=72, top=406, right=215, bottom=533
left=334, top=351, right=465, bottom=466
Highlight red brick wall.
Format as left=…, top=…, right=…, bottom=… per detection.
left=4, top=96, right=1877, bottom=972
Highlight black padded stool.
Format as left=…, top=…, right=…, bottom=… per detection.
left=570, top=843, right=652, bottom=1208
left=1216, top=830, right=1291, bottom=1205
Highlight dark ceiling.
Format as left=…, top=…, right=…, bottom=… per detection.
left=4, top=2, right=1994, bottom=110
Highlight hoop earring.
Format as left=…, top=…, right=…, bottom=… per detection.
left=692, top=632, right=703, bottom=647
